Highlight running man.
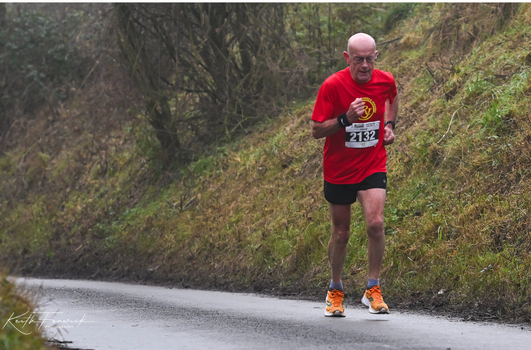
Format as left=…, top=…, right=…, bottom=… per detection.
left=311, top=33, right=398, bottom=316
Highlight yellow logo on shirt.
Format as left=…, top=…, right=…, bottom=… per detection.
left=359, top=97, right=376, bottom=121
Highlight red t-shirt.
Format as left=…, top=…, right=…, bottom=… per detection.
left=311, top=67, right=397, bottom=184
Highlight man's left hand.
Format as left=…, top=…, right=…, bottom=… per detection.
left=383, top=125, right=395, bottom=145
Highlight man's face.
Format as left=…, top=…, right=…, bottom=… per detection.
left=344, top=46, right=378, bottom=84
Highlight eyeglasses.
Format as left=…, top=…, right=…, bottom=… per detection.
left=348, top=53, right=377, bottom=64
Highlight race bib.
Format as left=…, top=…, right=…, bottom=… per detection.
left=345, top=121, right=380, bottom=148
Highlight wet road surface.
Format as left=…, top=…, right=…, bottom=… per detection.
left=12, top=278, right=531, bottom=350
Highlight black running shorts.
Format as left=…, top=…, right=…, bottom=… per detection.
left=324, top=172, right=387, bottom=205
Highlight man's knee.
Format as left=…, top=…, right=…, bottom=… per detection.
left=331, top=228, right=350, bottom=245
left=366, top=217, right=384, bottom=238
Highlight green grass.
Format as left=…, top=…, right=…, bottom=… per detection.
left=0, top=272, right=51, bottom=350
left=379, top=3, right=531, bottom=318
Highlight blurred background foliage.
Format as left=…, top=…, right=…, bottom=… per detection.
left=0, top=4, right=101, bottom=148
left=110, top=3, right=401, bottom=164
left=1, top=3, right=401, bottom=162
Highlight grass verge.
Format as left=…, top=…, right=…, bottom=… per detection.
left=0, top=271, right=52, bottom=349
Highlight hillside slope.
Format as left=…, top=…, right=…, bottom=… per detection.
left=1, top=3, right=530, bottom=324
left=382, top=3, right=531, bottom=321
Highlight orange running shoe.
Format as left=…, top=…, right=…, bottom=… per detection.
left=362, top=285, right=389, bottom=314
left=324, top=289, right=345, bottom=317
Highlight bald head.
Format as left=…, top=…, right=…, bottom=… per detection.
left=347, top=33, right=376, bottom=55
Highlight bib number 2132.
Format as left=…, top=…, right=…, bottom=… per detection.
left=345, top=121, right=380, bottom=148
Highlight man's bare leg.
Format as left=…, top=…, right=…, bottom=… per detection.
left=328, top=203, right=351, bottom=284
left=357, top=188, right=386, bottom=280
left=357, top=188, right=389, bottom=313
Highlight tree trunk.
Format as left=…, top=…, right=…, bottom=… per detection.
left=114, top=4, right=181, bottom=164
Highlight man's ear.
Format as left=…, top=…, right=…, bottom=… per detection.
left=343, top=51, right=350, bottom=64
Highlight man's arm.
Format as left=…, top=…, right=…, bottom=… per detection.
left=312, top=98, right=366, bottom=140
left=385, top=95, right=399, bottom=124
left=312, top=118, right=342, bottom=140
left=383, top=95, right=399, bottom=145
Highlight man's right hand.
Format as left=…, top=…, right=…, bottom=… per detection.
left=346, top=98, right=365, bottom=123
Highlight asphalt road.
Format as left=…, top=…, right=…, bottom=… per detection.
left=10, top=278, right=531, bottom=350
